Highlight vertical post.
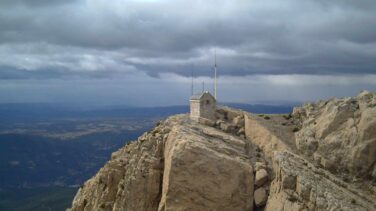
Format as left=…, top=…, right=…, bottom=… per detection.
left=202, top=81, right=204, bottom=93
left=191, top=65, right=194, bottom=96
left=214, top=49, right=217, bottom=100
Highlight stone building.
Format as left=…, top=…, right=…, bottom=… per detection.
left=190, top=91, right=216, bottom=122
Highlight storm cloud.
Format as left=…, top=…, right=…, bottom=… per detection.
left=0, top=0, right=375, bottom=105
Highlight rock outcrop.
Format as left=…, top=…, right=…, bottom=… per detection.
left=266, top=151, right=376, bottom=211
left=293, top=91, right=376, bottom=179
left=69, top=91, right=376, bottom=211
left=215, top=107, right=246, bottom=137
left=69, top=116, right=169, bottom=211
left=158, top=122, right=254, bottom=211
left=69, top=114, right=257, bottom=211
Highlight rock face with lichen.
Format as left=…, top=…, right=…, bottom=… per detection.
left=292, top=91, right=376, bottom=179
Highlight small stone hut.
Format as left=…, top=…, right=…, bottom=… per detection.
left=190, top=91, right=216, bottom=122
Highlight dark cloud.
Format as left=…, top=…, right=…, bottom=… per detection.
left=0, top=0, right=376, bottom=80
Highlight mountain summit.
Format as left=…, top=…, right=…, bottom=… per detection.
left=69, top=91, right=376, bottom=211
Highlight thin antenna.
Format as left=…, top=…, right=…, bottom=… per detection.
left=214, top=49, right=217, bottom=100
left=202, top=81, right=204, bottom=93
left=191, top=65, right=194, bottom=96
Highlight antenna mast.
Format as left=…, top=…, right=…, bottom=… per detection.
left=214, top=49, right=217, bottom=100
left=191, top=65, right=194, bottom=96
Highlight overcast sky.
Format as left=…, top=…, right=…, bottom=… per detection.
left=0, top=0, right=375, bottom=106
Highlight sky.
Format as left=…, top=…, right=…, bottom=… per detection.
left=0, top=0, right=376, bottom=106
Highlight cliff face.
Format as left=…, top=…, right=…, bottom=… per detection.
left=69, top=116, right=167, bottom=211
left=69, top=91, right=376, bottom=211
left=69, top=114, right=262, bottom=211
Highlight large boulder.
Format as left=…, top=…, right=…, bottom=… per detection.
left=158, top=124, right=255, bottom=211
left=254, top=187, right=268, bottom=207
left=255, top=169, right=268, bottom=187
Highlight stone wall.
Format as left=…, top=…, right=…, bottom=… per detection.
left=190, top=100, right=200, bottom=121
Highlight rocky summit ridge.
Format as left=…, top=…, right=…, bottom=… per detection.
left=69, top=91, right=376, bottom=211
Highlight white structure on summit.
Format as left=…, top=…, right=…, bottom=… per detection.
left=190, top=51, right=218, bottom=123
left=190, top=91, right=216, bottom=122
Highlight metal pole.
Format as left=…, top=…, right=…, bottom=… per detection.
left=191, top=66, right=194, bottom=96
left=214, top=49, right=217, bottom=100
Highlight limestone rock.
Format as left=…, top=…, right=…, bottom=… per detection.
left=254, top=187, right=268, bottom=207
left=237, top=127, right=245, bottom=136
left=265, top=151, right=376, bottom=211
left=215, top=107, right=248, bottom=137
left=68, top=115, right=174, bottom=211
left=233, top=115, right=245, bottom=127
left=219, top=122, right=236, bottom=133
left=198, top=117, right=215, bottom=126
left=68, top=92, right=376, bottom=211
left=158, top=124, right=255, bottom=211
left=215, top=108, right=227, bottom=120
left=255, top=169, right=268, bottom=187
left=281, top=173, right=296, bottom=190
left=293, top=91, right=376, bottom=179
left=226, top=109, right=241, bottom=121
left=216, top=106, right=243, bottom=123
left=69, top=114, right=256, bottom=211
left=255, top=162, right=267, bottom=172
left=215, top=120, right=224, bottom=127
